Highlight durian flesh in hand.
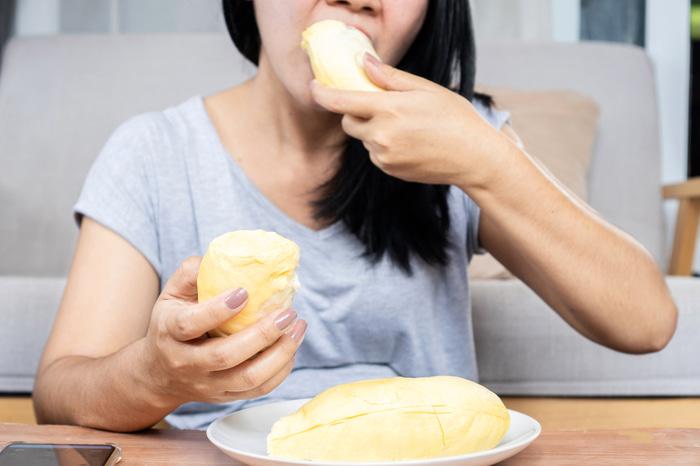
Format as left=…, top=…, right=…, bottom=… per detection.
left=267, top=376, right=510, bottom=462
left=301, top=19, right=384, bottom=92
left=197, top=230, right=300, bottom=337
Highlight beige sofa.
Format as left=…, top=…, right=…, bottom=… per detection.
left=0, top=34, right=698, bottom=395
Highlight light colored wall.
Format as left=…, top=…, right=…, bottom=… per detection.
left=471, top=0, right=554, bottom=41
left=470, top=0, right=579, bottom=42
left=551, top=0, right=581, bottom=42
left=117, top=0, right=224, bottom=33
left=14, top=0, right=59, bottom=35
left=14, top=0, right=225, bottom=35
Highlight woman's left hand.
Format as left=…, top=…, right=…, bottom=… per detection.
left=309, top=53, right=509, bottom=189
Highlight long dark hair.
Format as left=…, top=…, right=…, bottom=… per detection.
left=222, top=0, right=492, bottom=275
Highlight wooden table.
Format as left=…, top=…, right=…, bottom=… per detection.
left=3, top=396, right=700, bottom=464
left=1, top=422, right=699, bottom=465
left=6, top=396, right=700, bottom=429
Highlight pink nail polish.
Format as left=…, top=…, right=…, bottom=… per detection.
left=290, top=320, right=308, bottom=342
left=275, top=308, right=298, bottom=331
left=364, top=52, right=381, bottom=66
left=225, top=288, right=248, bottom=309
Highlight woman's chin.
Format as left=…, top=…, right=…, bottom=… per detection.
left=273, top=73, right=335, bottom=115
left=297, top=86, right=332, bottom=114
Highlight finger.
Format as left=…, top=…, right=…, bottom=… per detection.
left=159, top=256, right=202, bottom=302
left=167, top=287, right=248, bottom=341
left=222, top=356, right=296, bottom=402
left=212, top=319, right=307, bottom=393
left=193, top=307, right=301, bottom=371
left=363, top=52, right=437, bottom=92
left=341, top=114, right=371, bottom=140
left=310, top=79, right=383, bottom=118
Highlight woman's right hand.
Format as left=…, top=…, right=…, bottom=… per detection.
left=141, top=256, right=307, bottom=407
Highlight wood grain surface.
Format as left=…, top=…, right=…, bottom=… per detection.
left=7, top=396, right=700, bottom=429
left=1, top=422, right=699, bottom=465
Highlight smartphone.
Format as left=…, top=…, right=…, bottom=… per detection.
left=0, top=442, right=121, bottom=466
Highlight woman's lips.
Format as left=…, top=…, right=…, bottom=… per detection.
left=308, top=19, right=374, bottom=42
left=347, top=23, right=373, bottom=41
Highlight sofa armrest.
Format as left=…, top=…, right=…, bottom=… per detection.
left=662, top=177, right=700, bottom=276
left=0, top=276, right=65, bottom=393
left=471, top=276, right=700, bottom=396
left=662, top=177, right=700, bottom=199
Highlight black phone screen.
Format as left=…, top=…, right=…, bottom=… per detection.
left=0, top=443, right=117, bottom=466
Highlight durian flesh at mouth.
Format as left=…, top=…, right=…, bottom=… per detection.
left=267, top=375, right=511, bottom=462
left=301, top=19, right=384, bottom=92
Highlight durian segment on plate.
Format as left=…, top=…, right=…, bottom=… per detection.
left=266, top=376, right=510, bottom=462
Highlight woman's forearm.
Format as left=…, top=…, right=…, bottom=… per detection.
left=459, top=138, right=677, bottom=353
left=33, top=338, right=177, bottom=432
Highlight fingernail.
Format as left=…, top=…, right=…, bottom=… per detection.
left=364, top=52, right=380, bottom=67
left=275, top=308, right=298, bottom=331
left=290, top=320, right=308, bottom=342
left=225, top=288, right=248, bottom=309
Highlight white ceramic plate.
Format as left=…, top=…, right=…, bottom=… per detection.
left=207, top=398, right=541, bottom=466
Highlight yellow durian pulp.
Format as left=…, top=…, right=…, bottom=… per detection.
left=301, top=19, right=384, bottom=92
left=197, top=230, right=300, bottom=337
left=267, top=376, right=510, bottom=462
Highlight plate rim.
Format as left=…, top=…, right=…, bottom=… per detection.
left=206, top=398, right=541, bottom=465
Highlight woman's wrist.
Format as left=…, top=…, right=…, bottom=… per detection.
left=130, top=337, right=182, bottom=413
left=61, top=339, right=182, bottom=431
left=455, top=130, right=522, bottom=198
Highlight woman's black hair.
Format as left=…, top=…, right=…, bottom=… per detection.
left=222, top=0, right=492, bottom=275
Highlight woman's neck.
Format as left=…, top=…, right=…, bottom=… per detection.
left=243, top=52, right=348, bottom=163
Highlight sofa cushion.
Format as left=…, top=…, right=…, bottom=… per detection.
left=472, top=276, right=700, bottom=396
left=0, top=276, right=65, bottom=392
left=4, top=272, right=698, bottom=396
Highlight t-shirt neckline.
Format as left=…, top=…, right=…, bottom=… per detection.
left=192, top=94, right=345, bottom=241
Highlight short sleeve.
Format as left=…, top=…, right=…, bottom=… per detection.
left=73, top=114, right=162, bottom=275
left=464, top=98, right=502, bottom=260
left=464, top=193, right=487, bottom=259
left=472, top=97, right=511, bottom=131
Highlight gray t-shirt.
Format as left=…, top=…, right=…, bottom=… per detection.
left=73, top=95, right=510, bottom=430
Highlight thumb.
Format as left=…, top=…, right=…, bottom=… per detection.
left=160, top=256, right=202, bottom=302
left=362, top=52, right=436, bottom=92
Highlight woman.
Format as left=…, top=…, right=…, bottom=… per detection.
left=33, top=0, right=677, bottom=432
